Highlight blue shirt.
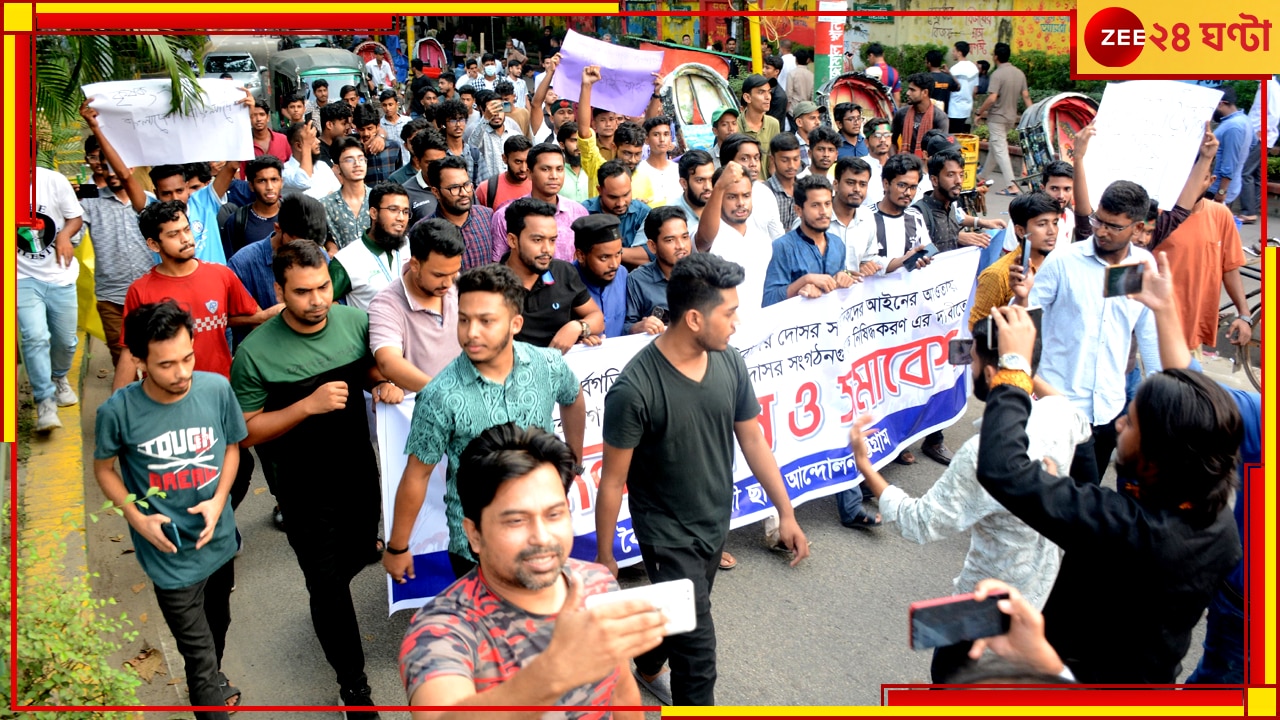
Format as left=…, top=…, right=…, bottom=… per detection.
left=1225, top=387, right=1260, bottom=594
left=1209, top=110, right=1250, bottom=203
left=582, top=197, right=650, bottom=248
left=575, top=260, right=629, bottom=338
left=837, top=135, right=868, bottom=159
left=625, top=261, right=671, bottom=333
left=186, top=183, right=229, bottom=265
left=1027, top=240, right=1162, bottom=424
left=763, top=228, right=847, bottom=307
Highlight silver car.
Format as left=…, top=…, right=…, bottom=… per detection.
left=202, top=51, right=264, bottom=94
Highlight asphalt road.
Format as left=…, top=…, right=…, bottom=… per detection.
left=79, top=190, right=1261, bottom=717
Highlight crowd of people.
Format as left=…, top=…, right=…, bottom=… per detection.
left=16, top=23, right=1267, bottom=718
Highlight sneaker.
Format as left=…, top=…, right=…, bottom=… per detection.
left=35, top=398, right=62, bottom=432
left=52, top=376, right=78, bottom=407
left=339, top=684, right=380, bottom=720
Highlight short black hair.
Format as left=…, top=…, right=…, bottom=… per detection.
left=435, top=98, right=467, bottom=123
left=994, top=42, right=1011, bottom=63
left=439, top=71, right=457, bottom=85
left=457, top=263, right=526, bottom=316
left=124, top=300, right=194, bottom=361
left=426, top=154, right=469, bottom=190
left=925, top=49, right=944, bottom=67
left=907, top=72, right=934, bottom=95
left=1098, top=180, right=1150, bottom=224
left=643, top=115, right=671, bottom=135
left=402, top=116, right=431, bottom=145
left=597, top=159, right=630, bottom=188
left=320, top=101, right=352, bottom=129
left=286, top=121, right=312, bottom=145
left=1008, top=191, right=1060, bottom=229
left=613, top=122, right=645, bottom=149
left=411, top=127, right=448, bottom=160
left=833, top=102, right=862, bottom=124
left=411, top=58, right=424, bottom=71
left=810, top=126, right=842, bottom=150
left=465, top=58, right=478, bottom=68
left=503, top=133, right=533, bottom=158
left=526, top=142, right=564, bottom=169
left=556, top=121, right=579, bottom=144
left=667, top=253, right=746, bottom=323
left=409, top=216, right=465, bottom=261
left=954, top=41, right=970, bottom=57
left=977, top=60, right=990, bottom=72
left=245, top=154, right=284, bottom=184
left=84, top=134, right=101, bottom=156
left=835, top=156, right=873, bottom=183
left=458, top=85, right=476, bottom=99
left=864, top=117, right=891, bottom=137
left=493, top=79, right=515, bottom=97
left=369, top=181, right=409, bottom=212
left=138, top=199, right=187, bottom=243
left=971, top=314, right=1041, bottom=375
left=866, top=42, right=885, bottom=57
left=272, top=238, right=328, bottom=287
left=277, top=194, right=328, bottom=244
left=474, top=89, right=499, bottom=111
left=148, top=164, right=186, bottom=187
left=678, top=149, right=714, bottom=181
left=881, top=153, right=923, bottom=185
left=339, top=84, right=358, bottom=98
left=312, top=78, right=329, bottom=90
left=457, top=423, right=577, bottom=529
left=481, top=53, right=495, bottom=64
left=183, top=162, right=212, bottom=184
left=769, top=132, right=800, bottom=155
left=505, top=196, right=557, bottom=239
left=1041, top=159, right=1074, bottom=184
left=720, top=133, right=761, bottom=167
left=644, top=205, right=689, bottom=242
left=927, top=148, right=964, bottom=178
left=763, top=55, right=783, bottom=71
left=286, top=92, right=308, bottom=108
left=332, top=135, right=365, bottom=162
left=379, top=89, right=397, bottom=104
left=353, top=102, right=381, bottom=128
left=793, top=174, right=833, bottom=207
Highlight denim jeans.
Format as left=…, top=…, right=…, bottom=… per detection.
left=1187, top=580, right=1245, bottom=684
left=836, top=485, right=875, bottom=525
left=17, top=278, right=79, bottom=403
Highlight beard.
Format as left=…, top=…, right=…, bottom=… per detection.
left=972, top=368, right=990, bottom=402
left=565, top=151, right=581, bottom=168
left=686, top=187, right=708, bottom=208
left=511, top=542, right=567, bottom=590
left=371, top=224, right=406, bottom=254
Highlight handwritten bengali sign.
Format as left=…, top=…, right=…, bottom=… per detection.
left=1083, top=80, right=1221, bottom=211
left=551, top=29, right=666, bottom=117
left=379, top=249, right=980, bottom=613
left=83, top=78, right=254, bottom=168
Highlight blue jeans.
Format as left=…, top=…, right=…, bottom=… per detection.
left=17, top=278, right=79, bottom=403
left=1187, top=580, right=1245, bottom=684
left=1123, top=366, right=1141, bottom=408
left=836, top=485, right=874, bottom=525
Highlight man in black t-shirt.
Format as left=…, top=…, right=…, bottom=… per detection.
left=925, top=49, right=960, bottom=114
left=500, top=197, right=605, bottom=351
left=596, top=253, right=810, bottom=706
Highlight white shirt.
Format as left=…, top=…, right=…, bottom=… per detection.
left=835, top=208, right=881, bottom=270
left=283, top=156, right=342, bottom=200
left=1057, top=208, right=1076, bottom=246
left=949, top=60, right=979, bottom=120
left=333, top=237, right=410, bottom=311
left=867, top=203, right=932, bottom=275
left=381, top=114, right=413, bottom=164
left=1247, top=75, right=1280, bottom=147
left=863, top=155, right=885, bottom=208
left=20, top=168, right=83, bottom=285
left=778, top=53, right=796, bottom=92
left=750, top=180, right=786, bottom=241
left=366, top=58, right=394, bottom=90
left=506, top=73, right=529, bottom=108
left=632, top=159, right=683, bottom=208
left=708, top=220, right=771, bottom=326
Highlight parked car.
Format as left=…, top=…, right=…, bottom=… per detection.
left=202, top=51, right=265, bottom=95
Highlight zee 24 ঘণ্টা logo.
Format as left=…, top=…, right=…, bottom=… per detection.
left=1083, top=6, right=1271, bottom=68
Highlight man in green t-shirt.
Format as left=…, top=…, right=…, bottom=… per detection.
left=596, top=253, right=810, bottom=706
left=230, top=240, right=401, bottom=717
left=94, top=300, right=247, bottom=717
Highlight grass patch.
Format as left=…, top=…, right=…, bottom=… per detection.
left=17, top=397, right=35, bottom=465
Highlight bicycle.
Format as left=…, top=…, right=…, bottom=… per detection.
left=1217, top=263, right=1261, bottom=391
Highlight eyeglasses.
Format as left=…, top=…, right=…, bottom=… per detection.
left=442, top=182, right=475, bottom=196
left=871, top=132, right=892, bottom=139
left=891, top=181, right=918, bottom=192
left=1088, top=213, right=1137, bottom=233
left=445, top=117, right=467, bottom=125
left=377, top=206, right=411, bottom=217
left=340, top=156, right=368, bottom=166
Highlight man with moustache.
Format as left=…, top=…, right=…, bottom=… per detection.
left=368, top=217, right=465, bottom=393
left=557, top=122, right=589, bottom=203
left=475, top=135, right=532, bottom=210
left=584, top=160, right=652, bottom=268
left=221, top=156, right=284, bottom=258
left=800, top=126, right=841, bottom=181
left=489, top=143, right=589, bottom=263
left=329, top=182, right=414, bottom=311
left=862, top=118, right=894, bottom=208
left=718, top=134, right=786, bottom=243
left=232, top=240, right=399, bottom=716
left=790, top=100, right=822, bottom=171
left=1038, top=161, right=1089, bottom=245
left=500, top=197, right=605, bottom=351
left=832, top=157, right=881, bottom=274
left=282, top=121, right=341, bottom=200
left=425, top=155, right=496, bottom=270
left=572, top=214, right=630, bottom=338
left=833, top=103, right=868, bottom=159
left=763, top=175, right=859, bottom=306
left=468, top=89, right=523, bottom=185
left=246, top=96, right=290, bottom=167
left=400, top=128, right=449, bottom=226
left=386, top=264, right=587, bottom=583
left=625, top=205, right=693, bottom=335
left=321, top=137, right=373, bottom=253
left=694, top=161, right=771, bottom=325
left=915, top=147, right=1004, bottom=255
left=669, top=150, right=714, bottom=237
left=399, top=423, right=661, bottom=715
left=737, top=74, right=781, bottom=174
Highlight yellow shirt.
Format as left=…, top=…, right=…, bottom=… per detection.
left=579, top=132, right=607, bottom=198
left=969, top=245, right=1042, bottom=330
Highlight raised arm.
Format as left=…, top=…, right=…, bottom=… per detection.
left=1174, top=122, right=1219, bottom=212
left=1072, top=121, right=1095, bottom=217
left=695, top=160, right=746, bottom=252
left=81, top=100, right=147, bottom=212
left=530, top=53, right=560, bottom=137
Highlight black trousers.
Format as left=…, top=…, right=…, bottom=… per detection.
left=1068, top=414, right=1120, bottom=486
left=229, top=446, right=253, bottom=511
left=634, top=540, right=722, bottom=706
left=152, top=558, right=235, bottom=720
left=949, top=118, right=971, bottom=135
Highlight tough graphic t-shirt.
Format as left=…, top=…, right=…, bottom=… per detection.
left=94, top=372, right=246, bottom=589
left=399, top=559, right=621, bottom=717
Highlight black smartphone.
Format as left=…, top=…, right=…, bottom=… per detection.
left=1103, top=262, right=1144, bottom=298
left=903, top=243, right=939, bottom=271
left=1020, top=236, right=1032, bottom=273
left=162, top=521, right=182, bottom=550
left=908, top=592, right=1010, bottom=650
left=984, top=306, right=1044, bottom=352
left=948, top=338, right=974, bottom=365
left=650, top=306, right=670, bottom=324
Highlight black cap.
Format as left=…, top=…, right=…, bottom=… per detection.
left=1219, top=85, right=1237, bottom=105
left=742, top=74, right=769, bottom=94
left=571, top=213, right=623, bottom=244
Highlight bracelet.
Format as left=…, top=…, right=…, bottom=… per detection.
left=651, top=92, right=662, bottom=100
left=990, top=369, right=1034, bottom=395
left=386, top=544, right=410, bottom=555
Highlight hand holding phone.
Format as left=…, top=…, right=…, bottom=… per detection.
left=903, top=243, right=939, bottom=271
left=909, top=591, right=1010, bottom=649
left=584, top=578, right=697, bottom=636
left=1103, top=262, right=1144, bottom=298
left=948, top=338, right=975, bottom=365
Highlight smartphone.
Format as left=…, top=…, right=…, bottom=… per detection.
left=1020, top=236, right=1032, bottom=273
left=650, top=306, right=670, bottom=324
left=985, top=306, right=1043, bottom=351
left=162, top=521, right=182, bottom=550
left=584, top=578, right=697, bottom=636
left=903, top=243, right=939, bottom=271
left=1103, top=262, right=1144, bottom=298
left=502, top=100, right=513, bottom=113
left=909, top=591, right=1010, bottom=649
left=948, top=338, right=974, bottom=365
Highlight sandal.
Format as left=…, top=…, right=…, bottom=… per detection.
left=719, top=551, right=737, bottom=571
left=220, top=675, right=242, bottom=713
left=841, top=508, right=882, bottom=530
left=366, top=538, right=386, bottom=566
left=894, top=449, right=917, bottom=465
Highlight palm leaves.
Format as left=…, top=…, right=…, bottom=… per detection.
left=36, top=34, right=209, bottom=128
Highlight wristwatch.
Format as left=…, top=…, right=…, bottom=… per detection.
left=651, top=92, right=662, bottom=100
left=579, top=320, right=592, bottom=339
left=998, top=353, right=1032, bottom=375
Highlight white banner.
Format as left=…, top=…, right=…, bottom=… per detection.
left=82, top=78, right=255, bottom=168
left=380, top=248, right=981, bottom=614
